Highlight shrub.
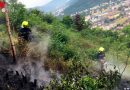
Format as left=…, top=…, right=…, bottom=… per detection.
left=46, top=62, right=121, bottom=90
left=63, top=47, right=75, bottom=60
left=86, top=49, right=97, bottom=61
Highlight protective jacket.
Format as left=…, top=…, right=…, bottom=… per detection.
left=18, top=27, right=31, bottom=41
left=97, top=51, right=105, bottom=60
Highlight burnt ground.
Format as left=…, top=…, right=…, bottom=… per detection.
left=0, top=52, right=130, bottom=90
left=118, top=79, right=130, bottom=90
left=0, top=54, right=44, bottom=90
left=0, top=68, right=44, bottom=90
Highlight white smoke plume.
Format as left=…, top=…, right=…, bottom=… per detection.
left=105, top=54, right=130, bottom=80
left=93, top=54, right=130, bottom=80
left=8, top=28, right=55, bottom=86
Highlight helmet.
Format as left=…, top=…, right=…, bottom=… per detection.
left=21, top=21, right=28, bottom=28
left=99, top=47, right=105, bottom=52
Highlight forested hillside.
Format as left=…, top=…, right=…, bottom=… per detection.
left=64, top=0, right=109, bottom=14
left=0, top=0, right=130, bottom=90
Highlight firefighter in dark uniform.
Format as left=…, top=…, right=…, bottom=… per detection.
left=97, top=47, right=106, bottom=70
left=18, top=21, right=31, bottom=41
left=18, top=21, right=31, bottom=56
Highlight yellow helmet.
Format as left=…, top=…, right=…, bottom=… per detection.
left=99, top=47, right=105, bottom=52
left=21, top=21, right=28, bottom=28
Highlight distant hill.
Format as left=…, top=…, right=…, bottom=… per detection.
left=38, top=0, right=116, bottom=15
left=38, top=0, right=77, bottom=12
left=64, top=0, right=109, bottom=15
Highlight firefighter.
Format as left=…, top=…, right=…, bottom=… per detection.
left=18, top=21, right=31, bottom=41
left=18, top=21, right=31, bottom=57
left=97, top=47, right=106, bottom=70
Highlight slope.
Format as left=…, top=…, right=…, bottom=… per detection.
left=39, top=0, right=77, bottom=12
left=64, top=0, right=110, bottom=15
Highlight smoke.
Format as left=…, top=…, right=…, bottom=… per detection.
left=93, top=54, right=130, bottom=80
left=8, top=28, right=55, bottom=86
left=104, top=55, right=130, bottom=80
left=9, top=58, right=51, bottom=86
left=0, top=28, right=61, bottom=87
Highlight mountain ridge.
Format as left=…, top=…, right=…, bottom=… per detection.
left=38, top=0, right=77, bottom=12
left=38, top=0, right=115, bottom=15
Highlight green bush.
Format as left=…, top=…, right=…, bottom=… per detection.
left=62, top=16, right=73, bottom=28
left=43, top=13, right=56, bottom=24
left=49, top=30, right=76, bottom=60
left=86, top=49, right=97, bottom=61
left=52, top=31, right=69, bottom=44
left=79, top=76, right=98, bottom=90
left=122, top=25, right=130, bottom=35
left=46, top=62, right=121, bottom=90
left=49, top=31, right=76, bottom=60
left=63, top=47, right=75, bottom=60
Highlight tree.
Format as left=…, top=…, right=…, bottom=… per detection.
left=73, top=14, right=86, bottom=31
left=43, top=13, right=56, bottom=24
left=30, top=9, right=42, bottom=15
left=8, top=0, right=27, bottom=31
left=62, top=16, right=73, bottom=28
left=29, top=9, right=44, bottom=19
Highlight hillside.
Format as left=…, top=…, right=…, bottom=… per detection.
left=38, top=0, right=77, bottom=12
left=38, top=0, right=117, bottom=15
left=64, top=0, right=109, bottom=15
left=0, top=0, right=130, bottom=90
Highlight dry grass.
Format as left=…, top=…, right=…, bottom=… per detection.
left=44, top=59, right=70, bottom=73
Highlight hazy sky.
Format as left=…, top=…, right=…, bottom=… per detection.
left=18, top=0, right=52, bottom=8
